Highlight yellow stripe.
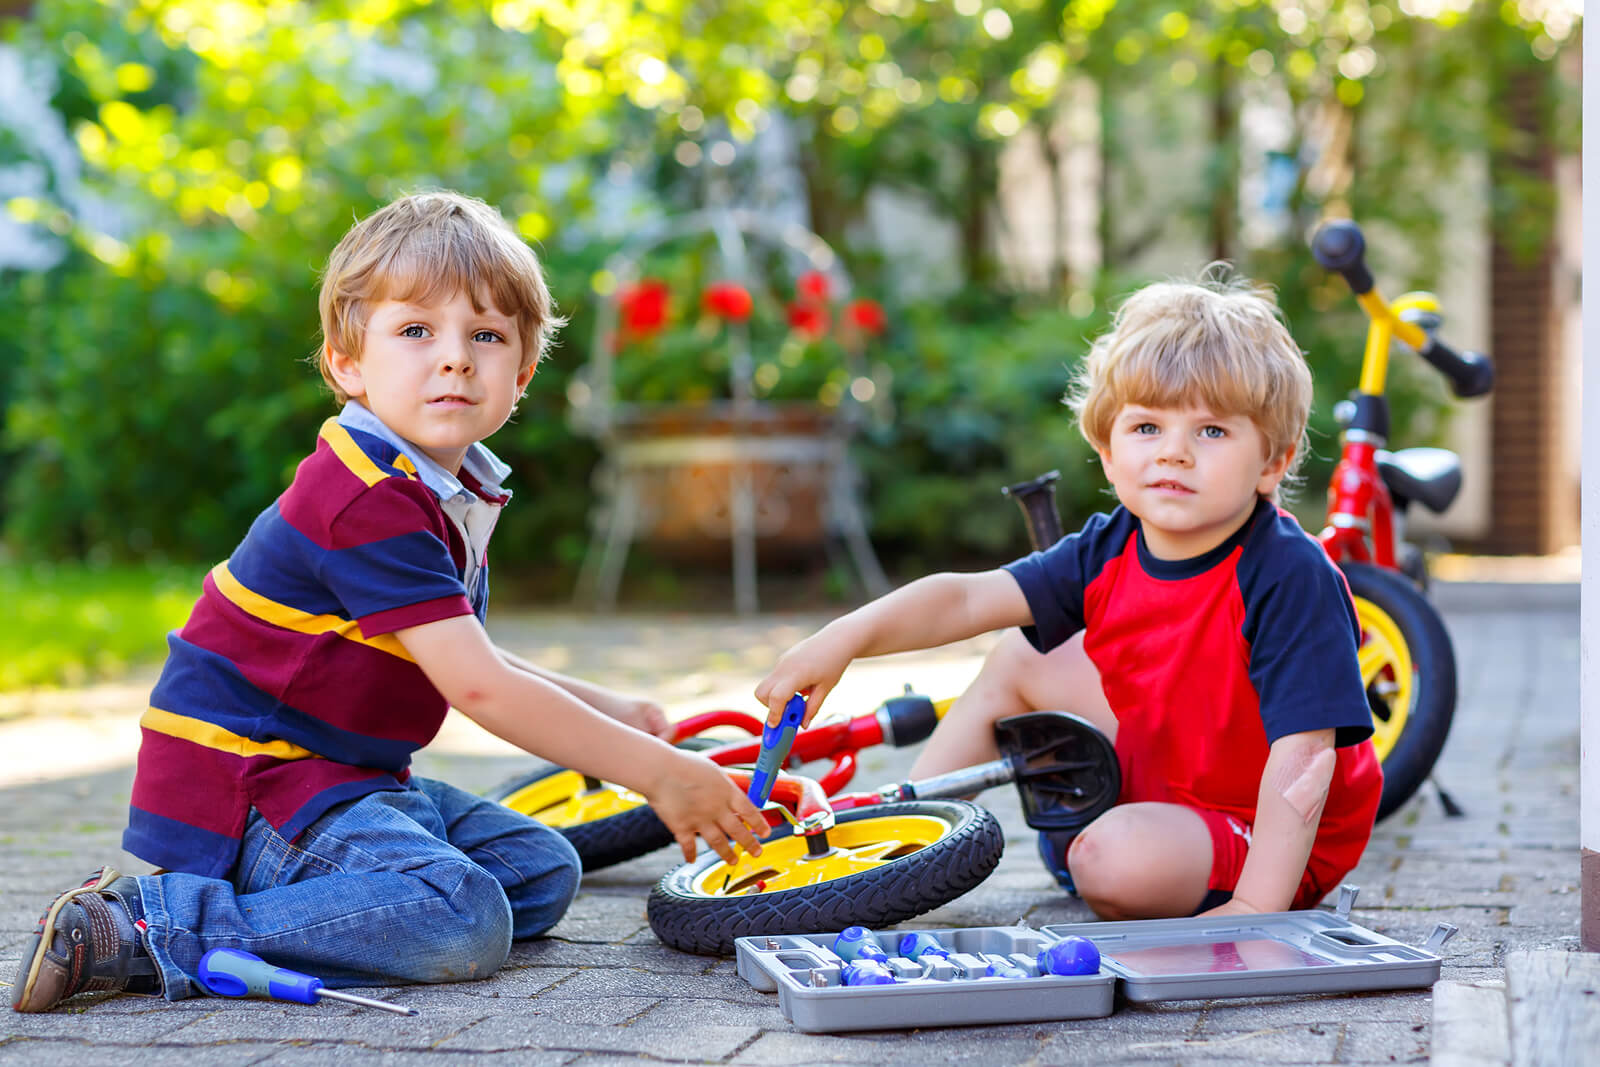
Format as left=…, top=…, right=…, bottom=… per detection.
left=318, top=417, right=418, bottom=486
left=141, top=707, right=316, bottom=761
left=210, top=561, right=415, bottom=661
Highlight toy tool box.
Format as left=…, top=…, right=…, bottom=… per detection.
left=734, top=886, right=1457, bottom=1033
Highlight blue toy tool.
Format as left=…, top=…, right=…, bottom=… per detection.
left=897, top=931, right=952, bottom=962
left=748, top=691, right=808, bottom=806
left=198, top=948, right=419, bottom=1016
left=832, top=926, right=889, bottom=963
left=1037, top=936, right=1101, bottom=976
left=841, top=959, right=897, bottom=986
left=981, top=955, right=1030, bottom=980
left=901, top=932, right=1026, bottom=978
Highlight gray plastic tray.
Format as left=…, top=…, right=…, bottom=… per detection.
left=734, top=886, right=1456, bottom=1032
left=734, top=925, right=1116, bottom=1033
left=1043, top=885, right=1457, bottom=1002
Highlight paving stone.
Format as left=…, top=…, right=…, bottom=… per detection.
left=0, top=1039, right=287, bottom=1065
left=732, top=1028, right=1049, bottom=1064
left=0, top=592, right=1583, bottom=1064
left=259, top=1048, right=580, bottom=1067
left=435, top=1016, right=760, bottom=1057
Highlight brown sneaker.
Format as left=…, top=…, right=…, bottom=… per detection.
left=12, top=866, right=159, bottom=1012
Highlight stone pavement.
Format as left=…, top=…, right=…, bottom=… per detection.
left=0, top=579, right=1585, bottom=1065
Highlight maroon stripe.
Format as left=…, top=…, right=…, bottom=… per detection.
left=129, top=731, right=247, bottom=837
left=247, top=759, right=397, bottom=829
left=180, top=584, right=316, bottom=699
left=184, top=587, right=449, bottom=747
left=327, top=479, right=449, bottom=549
left=277, top=442, right=377, bottom=549
left=359, top=594, right=474, bottom=637
left=280, top=633, right=449, bottom=747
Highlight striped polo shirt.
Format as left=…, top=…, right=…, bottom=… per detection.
left=123, top=410, right=510, bottom=878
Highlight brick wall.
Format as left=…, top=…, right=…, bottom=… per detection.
left=1479, top=67, right=1576, bottom=555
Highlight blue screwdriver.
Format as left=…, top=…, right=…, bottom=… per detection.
left=199, top=948, right=420, bottom=1016
left=748, top=691, right=808, bottom=807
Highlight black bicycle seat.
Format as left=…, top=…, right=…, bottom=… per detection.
left=992, top=712, right=1120, bottom=833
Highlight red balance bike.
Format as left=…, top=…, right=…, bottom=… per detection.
left=1310, top=218, right=1492, bottom=820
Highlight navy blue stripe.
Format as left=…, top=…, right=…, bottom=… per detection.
left=124, top=807, right=238, bottom=879
left=341, top=424, right=412, bottom=477
left=316, top=531, right=466, bottom=619
left=152, top=635, right=420, bottom=770
left=277, top=775, right=410, bottom=843
left=227, top=505, right=350, bottom=617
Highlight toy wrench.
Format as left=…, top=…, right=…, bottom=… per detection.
left=747, top=692, right=807, bottom=806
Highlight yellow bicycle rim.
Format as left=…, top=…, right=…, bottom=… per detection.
left=1355, top=596, right=1413, bottom=763
left=499, top=770, right=647, bottom=827
left=687, top=812, right=954, bottom=897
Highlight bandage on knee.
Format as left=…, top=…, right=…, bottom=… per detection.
left=1272, top=746, right=1337, bottom=824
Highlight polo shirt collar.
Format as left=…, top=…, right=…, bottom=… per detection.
left=337, top=401, right=511, bottom=504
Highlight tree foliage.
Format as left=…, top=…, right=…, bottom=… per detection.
left=0, top=0, right=1579, bottom=587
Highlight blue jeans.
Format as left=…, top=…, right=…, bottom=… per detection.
left=136, top=777, right=581, bottom=999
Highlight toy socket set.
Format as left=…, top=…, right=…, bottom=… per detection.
left=734, top=886, right=1458, bottom=1033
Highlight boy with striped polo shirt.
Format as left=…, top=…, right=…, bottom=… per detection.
left=757, top=273, right=1382, bottom=922
left=14, top=191, right=767, bottom=1013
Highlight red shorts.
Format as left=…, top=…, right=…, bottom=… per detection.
left=1194, top=807, right=1360, bottom=911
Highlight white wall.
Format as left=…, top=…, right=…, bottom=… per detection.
left=1580, top=9, right=1597, bottom=941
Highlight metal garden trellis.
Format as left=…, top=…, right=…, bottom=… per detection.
left=569, top=207, right=891, bottom=614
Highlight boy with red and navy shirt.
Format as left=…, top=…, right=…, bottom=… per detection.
left=15, top=192, right=768, bottom=1014
left=758, top=273, right=1382, bottom=921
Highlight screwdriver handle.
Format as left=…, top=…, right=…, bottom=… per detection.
left=199, top=947, right=322, bottom=1005
left=748, top=692, right=807, bottom=806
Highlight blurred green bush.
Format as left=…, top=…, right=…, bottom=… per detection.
left=0, top=0, right=1573, bottom=604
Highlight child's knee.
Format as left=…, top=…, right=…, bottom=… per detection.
left=405, top=862, right=513, bottom=982
left=1066, top=827, right=1144, bottom=920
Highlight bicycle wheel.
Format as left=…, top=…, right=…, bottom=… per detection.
left=485, top=741, right=723, bottom=871
left=646, top=799, right=1004, bottom=955
left=487, top=764, right=672, bottom=871
left=1341, top=562, right=1457, bottom=822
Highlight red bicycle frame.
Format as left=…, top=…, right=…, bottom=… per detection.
left=1317, top=287, right=1438, bottom=571
left=667, top=690, right=947, bottom=798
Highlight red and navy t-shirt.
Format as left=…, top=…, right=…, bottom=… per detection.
left=1003, top=497, right=1382, bottom=872
left=124, top=417, right=494, bottom=878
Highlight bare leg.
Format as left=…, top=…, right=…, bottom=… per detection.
left=909, top=630, right=1116, bottom=779
left=1068, top=802, right=1215, bottom=919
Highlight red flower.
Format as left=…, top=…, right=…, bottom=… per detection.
left=845, top=298, right=887, bottom=337
left=618, top=278, right=670, bottom=335
left=787, top=300, right=830, bottom=340
left=795, top=269, right=830, bottom=304
left=702, top=281, right=754, bottom=323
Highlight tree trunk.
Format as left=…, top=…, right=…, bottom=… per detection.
left=1209, top=55, right=1237, bottom=264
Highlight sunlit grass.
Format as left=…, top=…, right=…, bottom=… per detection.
left=0, top=562, right=205, bottom=691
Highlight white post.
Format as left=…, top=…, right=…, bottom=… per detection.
left=1582, top=11, right=1598, bottom=954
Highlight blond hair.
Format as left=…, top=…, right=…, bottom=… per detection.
left=1068, top=268, right=1312, bottom=495
left=316, top=190, right=564, bottom=404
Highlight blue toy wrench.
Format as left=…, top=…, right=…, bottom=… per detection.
left=747, top=691, right=807, bottom=806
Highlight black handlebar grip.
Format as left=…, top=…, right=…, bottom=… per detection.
left=1311, top=219, right=1375, bottom=295
left=1003, top=471, right=1064, bottom=551
left=1420, top=338, right=1495, bottom=398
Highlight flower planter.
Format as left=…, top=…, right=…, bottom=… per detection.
left=607, top=403, right=839, bottom=560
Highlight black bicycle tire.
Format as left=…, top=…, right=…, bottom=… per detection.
left=646, top=799, right=1005, bottom=956
left=484, top=736, right=723, bottom=872
left=1341, top=562, right=1457, bottom=822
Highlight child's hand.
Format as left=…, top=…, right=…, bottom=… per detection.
left=754, top=628, right=856, bottom=727
left=646, top=751, right=769, bottom=865
left=589, top=691, right=674, bottom=740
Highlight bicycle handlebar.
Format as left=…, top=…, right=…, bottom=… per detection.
left=1311, top=219, right=1494, bottom=399
left=1311, top=219, right=1376, bottom=295
left=1417, top=334, right=1495, bottom=399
